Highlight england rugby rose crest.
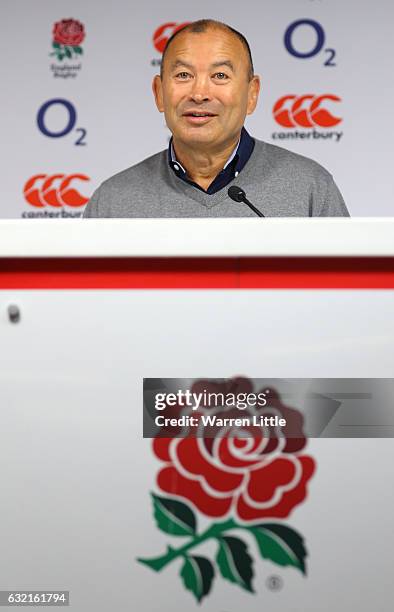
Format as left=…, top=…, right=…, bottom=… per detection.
left=138, top=378, right=316, bottom=603
left=50, top=19, right=85, bottom=61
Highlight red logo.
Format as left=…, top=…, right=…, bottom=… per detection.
left=273, top=94, right=342, bottom=128
left=138, top=378, right=316, bottom=602
left=50, top=19, right=85, bottom=62
left=153, top=381, right=314, bottom=521
left=152, top=22, right=190, bottom=53
left=53, top=19, right=85, bottom=46
left=23, top=174, right=90, bottom=208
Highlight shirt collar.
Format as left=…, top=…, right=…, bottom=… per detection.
left=169, top=129, right=245, bottom=174
left=167, top=127, right=255, bottom=194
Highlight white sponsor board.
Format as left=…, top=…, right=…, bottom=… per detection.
left=1, top=0, right=394, bottom=217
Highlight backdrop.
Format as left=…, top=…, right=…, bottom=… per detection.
left=2, top=0, right=393, bottom=218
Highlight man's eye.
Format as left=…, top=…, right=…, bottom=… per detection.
left=176, top=72, right=191, bottom=79
left=213, top=72, right=229, bottom=80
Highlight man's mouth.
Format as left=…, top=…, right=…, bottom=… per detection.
left=182, top=111, right=217, bottom=124
left=183, top=112, right=217, bottom=117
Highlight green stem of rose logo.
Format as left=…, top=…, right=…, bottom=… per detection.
left=137, top=493, right=308, bottom=603
left=50, top=42, right=83, bottom=61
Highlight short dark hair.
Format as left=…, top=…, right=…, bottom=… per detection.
left=160, top=19, right=254, bottom=81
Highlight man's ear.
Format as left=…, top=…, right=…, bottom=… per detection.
left=152, top=75, right=164, bottom=113
left=246, top=75, right=261, bottom=115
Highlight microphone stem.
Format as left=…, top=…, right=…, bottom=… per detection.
left=243, top=198, right=265, bottom=217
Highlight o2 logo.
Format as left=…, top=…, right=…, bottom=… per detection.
left=36, top=99, right=87, bottom=145
left=284, top=19, right=336, bottom=66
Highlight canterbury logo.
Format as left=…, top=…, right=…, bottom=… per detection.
left=153, top=22, right=190, bottom=53
left=23, top=174, right=90, bottom=207
left=273, top=94, right=342, bottom=128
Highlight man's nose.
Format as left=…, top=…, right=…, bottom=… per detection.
left=189, top=76, right=211, bottom=103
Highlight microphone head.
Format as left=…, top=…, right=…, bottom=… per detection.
left=228, top=185, right=246, bottom=203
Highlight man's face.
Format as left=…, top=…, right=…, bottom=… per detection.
left=153, top=28, right=260, bottom=151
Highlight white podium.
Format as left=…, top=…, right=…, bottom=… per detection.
left=0, top=219, right=393, bottom=612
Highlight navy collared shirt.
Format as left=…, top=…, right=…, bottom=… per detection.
left=168, top=127, right=255, bottom=194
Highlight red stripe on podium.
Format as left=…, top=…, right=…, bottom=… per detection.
left=0, top=257, right=394, bottom=289
left=239, top=257, right=394, bottom=289
left=0, top=258, right=237, bottom=289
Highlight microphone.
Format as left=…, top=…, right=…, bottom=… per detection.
left=228, top=185, right=265, bottom=217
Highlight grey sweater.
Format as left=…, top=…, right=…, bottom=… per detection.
left=83, top=139, right=349, bottom=218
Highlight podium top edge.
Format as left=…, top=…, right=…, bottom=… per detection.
left=0, top=218, right=393, bottom=257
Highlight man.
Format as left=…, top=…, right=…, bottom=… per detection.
left=84, top=19, right=349, bottom=217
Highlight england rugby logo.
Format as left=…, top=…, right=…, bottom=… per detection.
left=50, top=19, right=85, bottom=61
left=138, top=378, right=316, bottom=603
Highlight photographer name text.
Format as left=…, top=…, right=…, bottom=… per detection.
left=155, top=414, right=286, bottom=428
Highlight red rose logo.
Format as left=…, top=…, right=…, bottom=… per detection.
left=138, top=378, right=316, bottom=602
left=53, top=19, right=85, bottom=46
left=153, top=379, right=315, bottom=521
left=50, top=19, right=85, bottom=62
